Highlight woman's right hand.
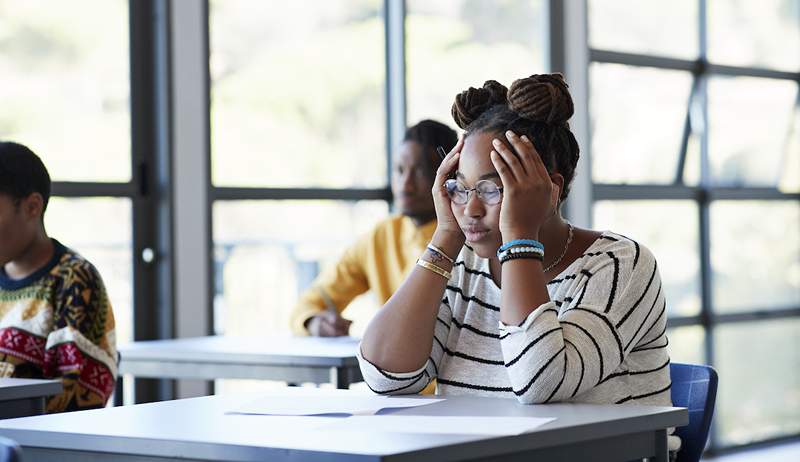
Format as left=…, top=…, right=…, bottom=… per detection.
left=430, top=137, right=466, bottom=253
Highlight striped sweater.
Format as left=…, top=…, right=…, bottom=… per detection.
left=358, top=231, right=678, bottom=448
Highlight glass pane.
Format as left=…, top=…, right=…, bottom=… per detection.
left=405, top=0, right=546, bottom=129
left=44, top=198, right=133, bottom=344
left=0, top=0, right=131, bottom=182
left=708, top=0, right=800, bottom=71
left=590, top=64, right=692, bottom=184
left=715, top=319, right=800, bottom=446
left=711, top=201, right=800, bottom=313
left=213, top=200, right=389, bottom=337
left=666, top=326, right=705, bottom=365
left=594, top=201, right=701, bottom=317
left=210, top=0, right=386, bottom=188
left=708, top=77, right=799, bottom=188
left=589, top=0, right=698, bottom=59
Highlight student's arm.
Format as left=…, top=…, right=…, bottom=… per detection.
left=491, top=132, right=668, bottom=404
left=359, top=138, right=464, bottom=373
left=288, top=237, right=371, bottom=336
left=44, top=262, right=117, bottom=412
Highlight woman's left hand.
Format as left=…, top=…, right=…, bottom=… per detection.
left=489, top=130, right=558, bottom=240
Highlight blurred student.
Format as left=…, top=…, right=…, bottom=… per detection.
left=0, top=141, right=117, bottom=412
left=290, top=120, right=458, bottom=336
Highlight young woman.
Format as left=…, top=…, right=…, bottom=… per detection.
left=358, top=73, right=677, bottom=452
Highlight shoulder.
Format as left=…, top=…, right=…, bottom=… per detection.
left=50, top=248, right=106, bottom=291
left=579, top=231, right=657, bottom=276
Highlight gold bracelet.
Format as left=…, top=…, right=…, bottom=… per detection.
left=416, top=258, right=452, bottom=280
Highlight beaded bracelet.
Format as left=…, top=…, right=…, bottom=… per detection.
left=417, top=258, right=452, bottom=280
left=497, top=245, right=544, bottom=260
left=499, top=252, right=544, bottom=265
left=498, top=239, right=544, bottom=253
left=426, top=243, right=455, bottom=265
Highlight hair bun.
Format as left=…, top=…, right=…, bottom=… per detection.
left=451, top=80, right=508, bottom=129
left=508, top=73, right=574, bottom=125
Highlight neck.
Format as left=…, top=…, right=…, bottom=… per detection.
left=407, top=212, right=436, bottom=228
left=4, top=231, right=54, bottom=280
left=537, top=215, right=570, bottom=268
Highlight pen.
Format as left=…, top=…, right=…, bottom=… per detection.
left=437, top=146, right=455, bottom=179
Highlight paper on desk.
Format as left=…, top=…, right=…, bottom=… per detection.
left=317, top=415, right=556, bottom=436
left=227, top=395, right=443, bottom=416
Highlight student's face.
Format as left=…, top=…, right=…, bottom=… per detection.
left=452, top=131, right=504, bottom=259
left=391, top=141, right=436, bottom=221
left=0, top=194, right=39, bottom=266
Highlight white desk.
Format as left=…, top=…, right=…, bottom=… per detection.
left=119, top=335, right=363, bottom=390
left=0, top=378, right=62, bottom=419
left=0, top=387, right=687, bottom=461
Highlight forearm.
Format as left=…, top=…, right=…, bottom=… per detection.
left=499, top=257, right=551, bottom=325
left=360, top=232, right=461, bottom=372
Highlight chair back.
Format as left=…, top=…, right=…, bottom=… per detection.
left=670, top=362, right=718, bottom=462
left=0, top=436, right=22, bottom=462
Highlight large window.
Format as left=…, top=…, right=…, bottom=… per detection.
left=209, top=0, right=548, bottom=342
left=209, top=0, right=390, bottom=342
left=588, top=0, right=800, bottom=452
left=0, top=0, right=135, bottom=346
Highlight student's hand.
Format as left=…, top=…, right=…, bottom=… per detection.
left=430, top=136, right=466, bottom=252
left=306, top=311, right=352, bottom=337
left=490, top=131, right=559, bottom=240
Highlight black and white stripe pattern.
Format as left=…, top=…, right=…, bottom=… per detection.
left=358, top=231, right=674, bottom=428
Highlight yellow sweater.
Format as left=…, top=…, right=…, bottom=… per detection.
left=290, top=215, right=436, bottom=334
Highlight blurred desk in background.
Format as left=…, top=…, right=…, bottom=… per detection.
left=117, top=335, right=363, bottom=403
left=0, top=378, right=62, bottom=419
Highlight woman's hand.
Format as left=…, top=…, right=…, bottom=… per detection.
left=430, top=137, right=466, bottom=254
left=490, top=130, right=558, bottom=240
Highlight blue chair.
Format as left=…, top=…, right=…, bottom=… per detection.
left=670, top=363, right=718, bottom=462
left=0, top=436, right=22, bottom=462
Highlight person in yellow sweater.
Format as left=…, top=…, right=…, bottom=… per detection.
left=290, top=120, right=458, bottom=337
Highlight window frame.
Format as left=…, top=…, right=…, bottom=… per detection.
left=587, top=0, right=800, bottom=454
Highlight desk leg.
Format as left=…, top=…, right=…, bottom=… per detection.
left=114, top=376, right=123, bottom=406
left=651, top=429, right=669, bottom=462
left=331, top=367, right=348, bottom=389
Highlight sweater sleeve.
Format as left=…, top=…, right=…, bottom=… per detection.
left=289, top=235, right=372, bottom=335
left=357, top=296, right=451, bottom=395
left=44, top=262, right=118, bottom=412
left=498, top=239, right=666, bottom=404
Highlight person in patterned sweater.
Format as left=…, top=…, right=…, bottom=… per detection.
left=0, top=141, right=117, bottom=412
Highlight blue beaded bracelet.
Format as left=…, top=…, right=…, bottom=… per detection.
left=498, top=239, right=544, bottom=253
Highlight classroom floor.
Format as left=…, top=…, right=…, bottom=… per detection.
left=702, top=441, right=800, bottom=461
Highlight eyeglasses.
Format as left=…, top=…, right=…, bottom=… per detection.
left=444, top=179, right=504, bottom=205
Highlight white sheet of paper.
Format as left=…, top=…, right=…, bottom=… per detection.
left=227, top=395, right=443, bottom=416
left=317, top=416, right=557, bottom=436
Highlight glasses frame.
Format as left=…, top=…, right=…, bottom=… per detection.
left=444, top=178, right=504, bottom=205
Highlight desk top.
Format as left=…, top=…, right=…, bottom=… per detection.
left=0, top=378, right=62, bottom=401
left=118, top=335, right=361, bottom=367
left=0, top=387, right=686, bottom=462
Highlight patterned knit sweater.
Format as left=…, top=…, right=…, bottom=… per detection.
left=0, top=239, right=117, bottom=412
left=358, top=231, right=678, bottom=449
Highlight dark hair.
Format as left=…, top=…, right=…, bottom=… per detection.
left=451, top=74, right=580, bottom=201
left=403, top=119, right=458, bottom=175
left=0, top=141, right=51, bottom=213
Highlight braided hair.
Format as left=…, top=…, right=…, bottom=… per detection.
left=450, top=74, right=580, bottom=201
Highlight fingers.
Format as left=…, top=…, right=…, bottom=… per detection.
left=491, top=136, right=525, bottom=182
left=313, top=312, right=352, bottom=337
left=434, top=137, right=463, bottom=184
left=518, top=134, right=550, bottom=179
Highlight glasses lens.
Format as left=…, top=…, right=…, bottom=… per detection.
left=476, top=181, right=502, bottom=205
left=444, top=179, right=467, bottom=204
